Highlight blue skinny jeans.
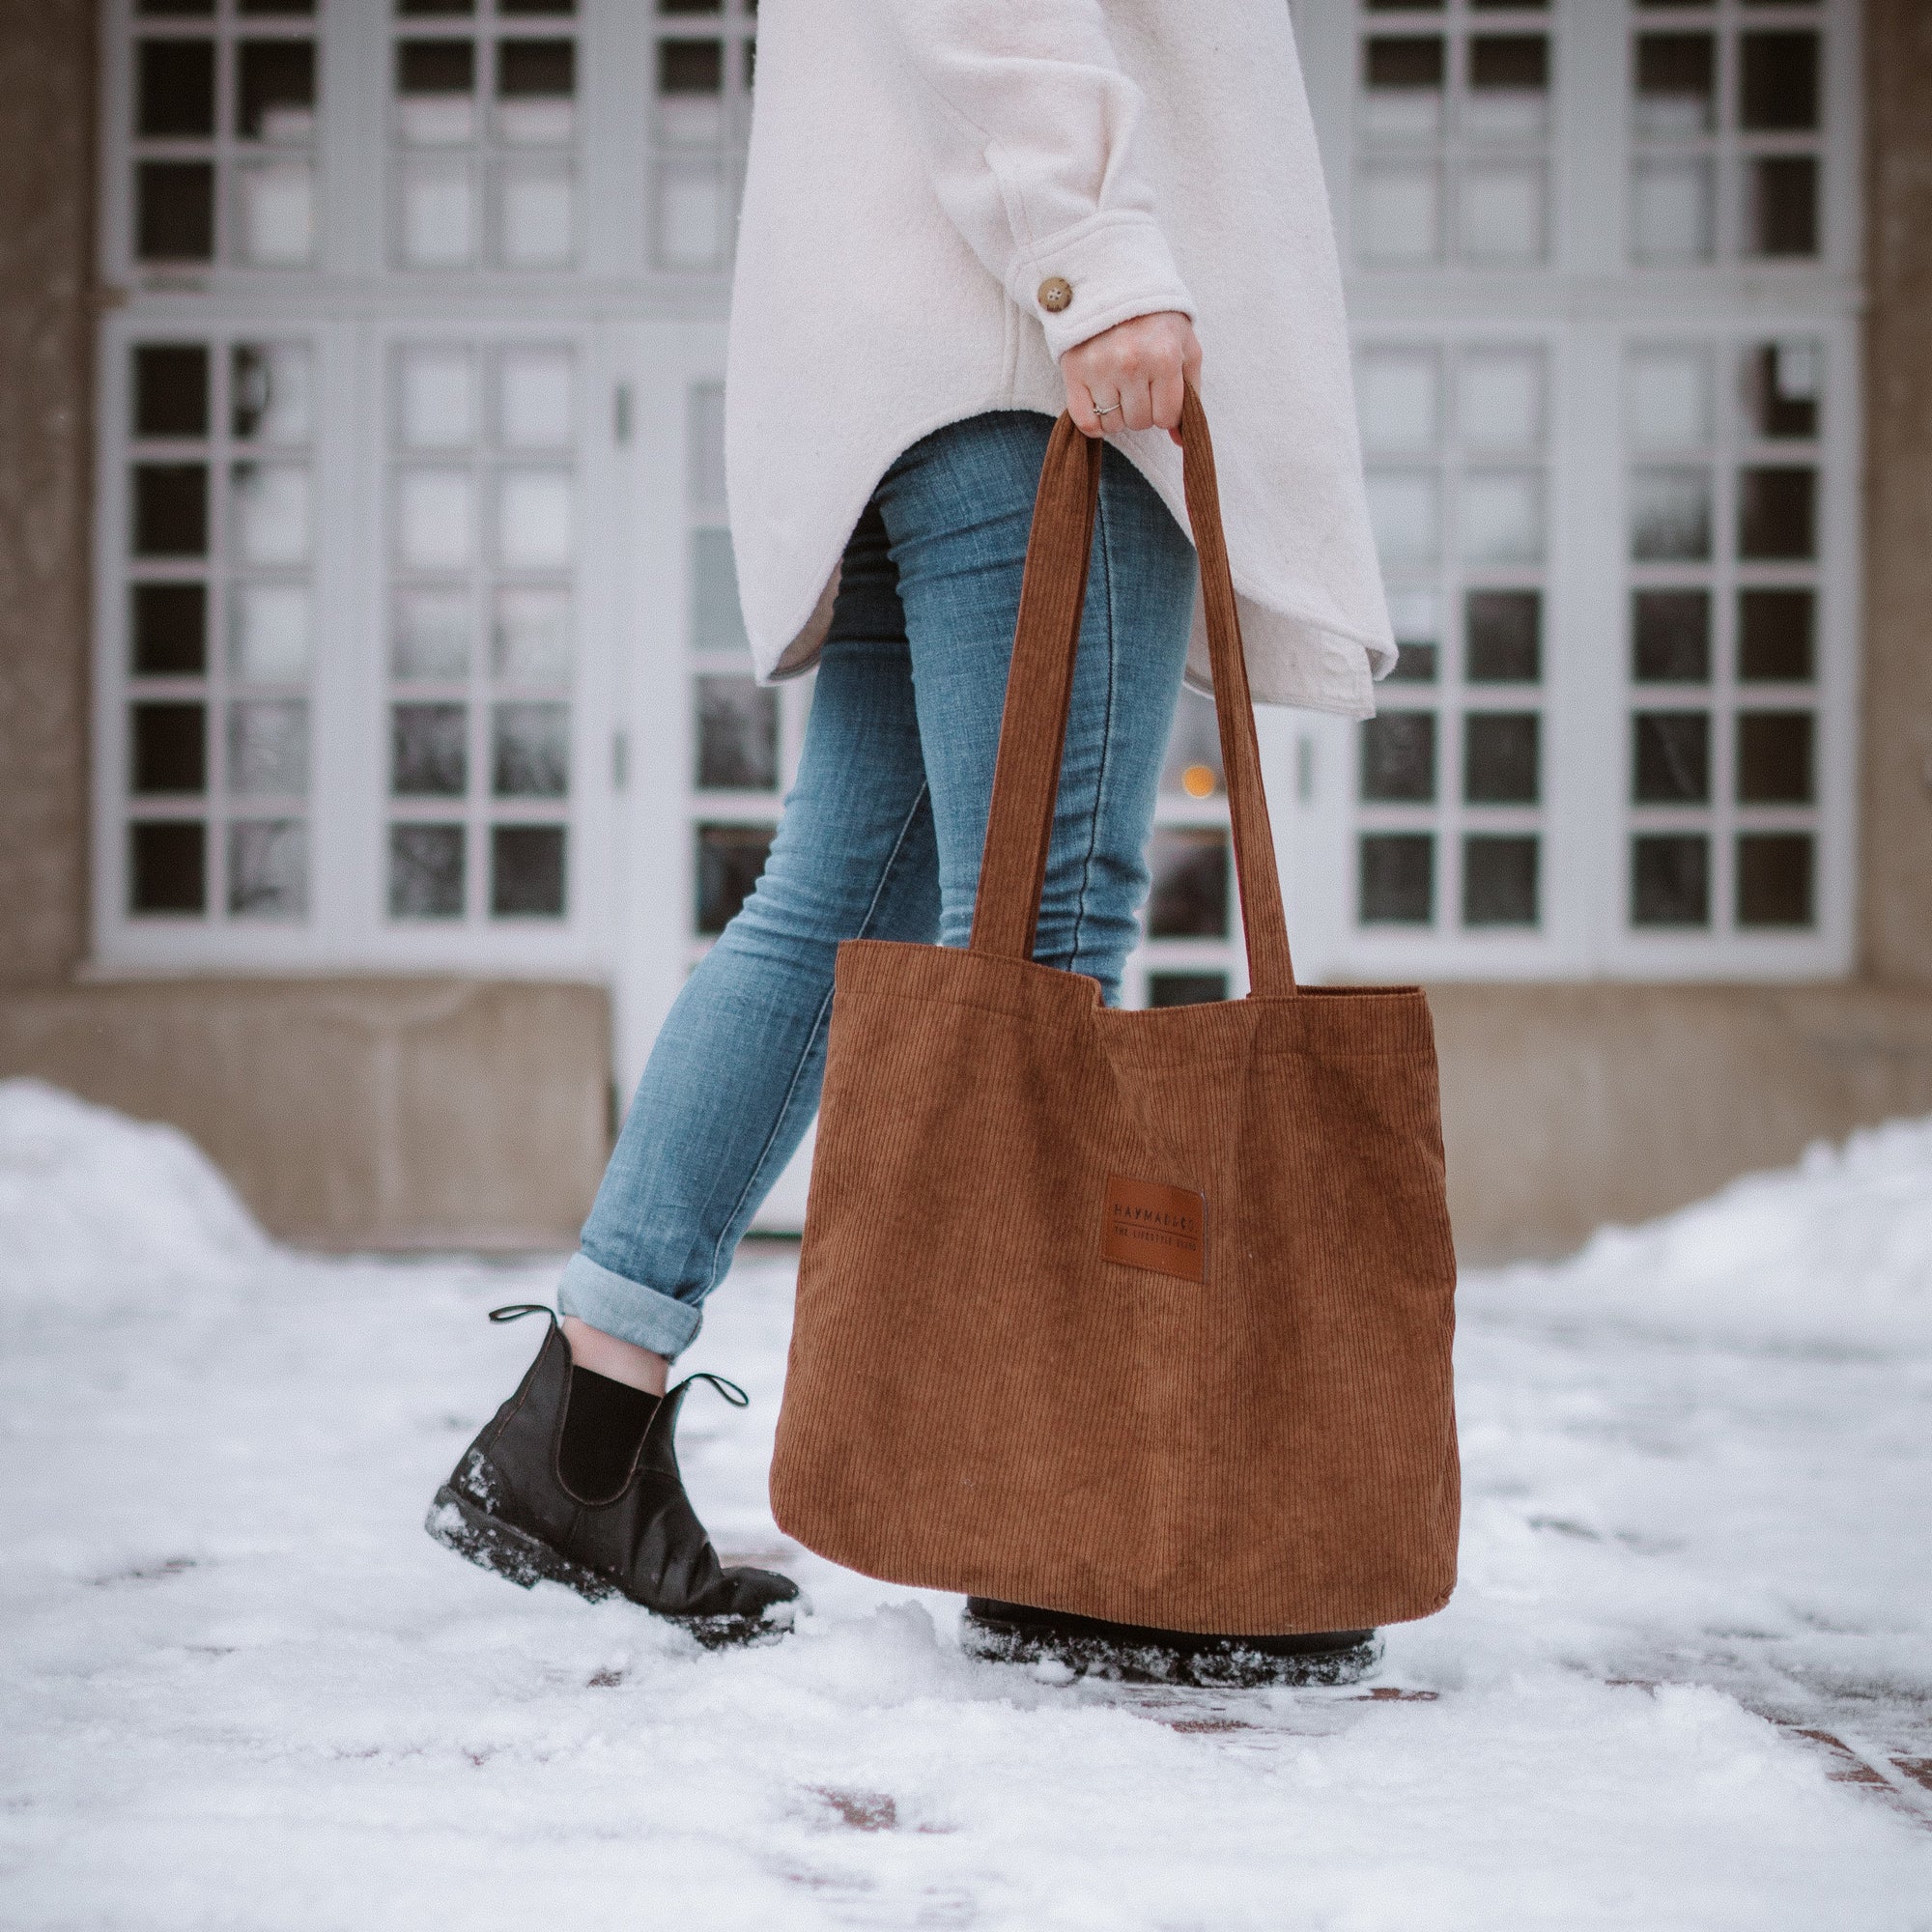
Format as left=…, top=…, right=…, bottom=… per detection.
left=558, top=411, right=1197, bottom=1356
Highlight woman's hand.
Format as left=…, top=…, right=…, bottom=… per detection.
left=1061, top=311, right=1203, bottom=443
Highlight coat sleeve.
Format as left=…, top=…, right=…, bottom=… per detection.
left=867, top=0, right=1196, bottom=360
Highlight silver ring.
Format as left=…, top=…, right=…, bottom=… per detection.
left=1093, top=400, right=1121, bottom=417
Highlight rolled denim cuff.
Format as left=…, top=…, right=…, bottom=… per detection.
left=555, top=1250, right=703, bottom=1359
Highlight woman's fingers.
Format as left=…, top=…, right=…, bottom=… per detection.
left=1066, top=382, right=1106, bottom=439
left=1151, top=359, right=1185, bottom=442
left=1058, top=311, right=1205, bottom=440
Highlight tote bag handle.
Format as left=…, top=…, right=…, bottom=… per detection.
left=968, top=384, right=1298, bottom=998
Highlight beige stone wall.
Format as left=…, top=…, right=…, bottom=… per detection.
left=1861, top=0, right=1932, bottom=984
left=0, top=0, right=97, bottom=985
left=0, top=980, right=611, bottom=1247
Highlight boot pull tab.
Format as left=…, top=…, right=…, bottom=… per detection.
left=487, top=1303, right=557, bottom=1327
left=672, top=1371, right=750, bottom=1408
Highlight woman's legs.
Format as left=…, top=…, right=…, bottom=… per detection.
left=557, top=412, right=1196, bottom=1370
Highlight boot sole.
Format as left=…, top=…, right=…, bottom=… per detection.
left=960, top=1602, right=1382, bottom=1690
left=425, top=1486, right=796, bottom=1650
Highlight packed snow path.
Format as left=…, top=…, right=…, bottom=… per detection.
left=2, top=1081, right=1929, bottom=1930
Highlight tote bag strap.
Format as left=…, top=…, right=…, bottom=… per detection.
left=968, top=384, right=1297, bottom=997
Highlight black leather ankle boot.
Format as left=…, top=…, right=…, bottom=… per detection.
left=426, top=1305, right=800, bottom=1646
left=960, top=1597, right=1379, bottom=1689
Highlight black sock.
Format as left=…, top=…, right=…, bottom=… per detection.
left=558, top=1365, right=658, bottom=1499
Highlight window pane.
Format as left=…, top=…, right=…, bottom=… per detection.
left=1463, top=835, right=1538, bottom=926
left=1630, top=467, right=1711, bottom=560
left=232, top=343, right=313, bottom=443
left=1459, top=165, right=1546, bottom=265
left=1745, top=341, right=1820, bottom=440
left=237, top=160, right=315, bottom=265
left=228, top=819, right=306, bottom=918
left=1464, top=712, right=1539, bottom=804
left=1738, top=588, right=1813, bottom=681
left=1464, top=35, right=1547, bottom=141
left=1631, top=834, right=1709, bottom=927
left=388, top=823, right=465, bottom=919
left=1159, top=689, right=1224, bottom=797
left=655, top=161, right=724, bottom=269
left=1362, top=37, right=1444, bottom=142
left=399, top=347, right=476, bottom=448
left=1357, top=165, right=1441, bottom=264
left=1147, top=830, right=1229, bottom=938
left=237, top=39, right=316, bottom=140
left=228, top=697, right=308, bottom=795
left=131, top=581, right=207, bottom=675
left=696, top=823, right=773, bottom=933
left=1628, top=348, right=1712, bottom=450
left=1738, top=466, right=1815, bottom=559
left=229, top=582, right=311, bottom=681
left=1148, top=974, right=1228, bottom=1009
left=1736, top=710, right=1813, bottom=804
left=400, top=159, right=477, bottom=262
left=1361, top=711, right=1435, bottom=802
left=133, top=463, right=209, bottom=556
left=1357, top=351, right=1439, bottom=455
left=1739, top=31, right=1818, bottom=132
left=1459, top=352, right=1542, bottom=453
left=134, top=345, right=209, bottom=440
left=692, top=527, right=748, bottom=651
left=1737, top=834, right=1813, bottom=927
left=1387, top=588, right=1439, bottom=681
left=492, top=701, right=569, bottom=797
left=396, top=469, right=475, bottom=569
left=1632, top=158, right=1713, bottom=264
left=497, top=39, right=575, bottom=98
left=497, top=348, right=574, bottom=448
left=499, top=160, right=576, bottom=266
left=1746, top=156, right=1818, bottom=259
left=696, top=676, right=778, bottom=789
left=496, top=469, right=573, bottom=567
left=130, top=820, right=206, bottom=915
left=1360, top=833, right=1434, bottom=924
left=491, top=825, right=566, bottom=917
left=1465, top=590, right=1540, bottom=682
left=230, top=463, right=311, bottom=566
left=687, top=384, right=726, bottom=508
left=1633, top=589, right=1710, bottom=682
left=1460, top=470, right=1542, bottom=564
left=391, top=701, right=468, bottom=795
left=492, top=585, right=572, bottom=682
left=136, top=161, right=216, bottom=262
left=138, top=39, right=216, bottom=136
left=132, top=700, right=206, bottom=793
left=392, top=586, right=471, bottom=679
left=1366, top=471, right=1439, bottom=568
left=1634, top=33, right=1714, bottom=137
left=1633, top=711, right=1710, bottom=804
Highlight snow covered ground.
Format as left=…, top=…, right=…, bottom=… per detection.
left=2, top=1077, right=1929, bottom=1930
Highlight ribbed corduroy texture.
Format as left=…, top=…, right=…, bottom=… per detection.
left=770, top=394, right=1459, bottom=1636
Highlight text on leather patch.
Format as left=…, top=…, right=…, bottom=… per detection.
left=1102, top=1175, right=1207, bottom=1284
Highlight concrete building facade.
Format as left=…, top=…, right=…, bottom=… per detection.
left=1, top=0, right=1927, bottom=1256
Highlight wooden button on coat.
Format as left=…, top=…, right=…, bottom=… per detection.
left=1037, top=276, right=1073, bottom=313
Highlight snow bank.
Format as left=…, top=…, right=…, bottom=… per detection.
left=0, top=1079, right=270, bottom=1304
left=1484, top=1113, right=1932, bottom=1349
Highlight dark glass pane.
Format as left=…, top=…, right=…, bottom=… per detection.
left=139, top=1, right=215, bottom=14
left=492, top=825, right=566, bottom=917
left=138, top=39, right=215, bottom=136
left=1464, top=712, right=1539, bottom=804
left=131, top=700, right=206, bottom=793
left=497, top=39, right=574, bottom=98
left=239, top=0, right=317, bottom=14
left=1634, top=711, right=1709, bottom=804
left=1147, top=830, right=1229, bottom=938
left=1387, top=641, right=1438, bottom=683
left=1367, top=0, right=1443, bottom=10
left=1738, top=466, right=1815, bottom=559
left=388, top=824, right=465, bottom=918
left=1740, top=31, right=1818, bottom=130
left=1746, top=342, right=1819, bottom=440
left=1365, top=37, right=1444, bottom=89
left=697, top=676, right=778, bottom=789
left=744, top=38, right=755, bottom=87
left=398, top=0, right=473, bottom=14
left=660, top=0, right=723, bottom=12
left=1737, top=834, right=1813, bottom=927
left=1630, top=468, right=1711, bottom=560
left=659, top=39, right=724, bottom=94
left=1463, top=835, right=1538, bottom=926
left=1360, top=834, right=1434, bottom=924
left=1472, top=0, right=1546, bottom=8
left=133, top=344, right=209, bottom=439
left=696, top=824, right=774, bottom=933
left=1632, top=835, right=1708, bottom=926
left=228, top=819, right=306, bottom=918
left=1465, top=590, right=1540, bottom=682
left=129, top=820, right=205, bottom=914
left=501, top=0, right=576, bottom=13
left=1747, top=156, right=1818, bottom=258
left=391, top=701, right=469, bottom=795
left=1148, top=973, right=1229, bottom=1009
left=132, top=464, right=208, bottom=556
left=1738, top=588, right=1813, bottom=680
left=1469, top=36, right=1546, bottom=90
left=492, top=701, right=569, bottom=797
left=237, top=40, right=316, bottom=138
left=398, top=40, right=474, bottom=95
left=136, top=161, right=215, bottom=261
left=131, top=582, right=206, bottom=674
left=1361, top=711, right=1435, bottom=802
left=1737, top=710, right=1813, bottom=803
left=1633, top=589, right=1710, bottom=682
left=1635, top=35, right=1715, bottom=134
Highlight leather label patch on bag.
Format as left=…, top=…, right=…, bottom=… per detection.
left=1101, top=1175, right=1208, bottom=1284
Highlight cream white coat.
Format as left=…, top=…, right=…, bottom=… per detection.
left=724, top=0, right=1394, bottom=714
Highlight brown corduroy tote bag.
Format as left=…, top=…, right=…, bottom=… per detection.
left=770, top=389, right=1459, bottom=1636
